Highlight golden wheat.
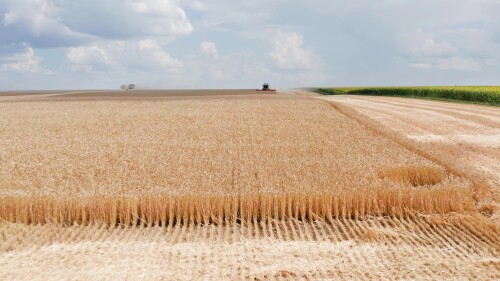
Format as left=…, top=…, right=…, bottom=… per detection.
left=0, top=94, right=474, bottom=225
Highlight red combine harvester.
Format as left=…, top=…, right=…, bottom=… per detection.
left=256, top=83, right=276, bottom=92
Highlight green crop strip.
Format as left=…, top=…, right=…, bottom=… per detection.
left=317, top=86, right=500, bottom=106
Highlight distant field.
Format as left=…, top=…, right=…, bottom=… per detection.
left=318, top=86, right=500, bottom=105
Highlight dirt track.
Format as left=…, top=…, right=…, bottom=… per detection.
left=318, top=94, right=500, bottom=221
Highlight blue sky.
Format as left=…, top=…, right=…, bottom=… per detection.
left=0, top=0, right=499, bottom=90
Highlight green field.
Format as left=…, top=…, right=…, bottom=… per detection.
left=317, top=86, right=500, bottom=105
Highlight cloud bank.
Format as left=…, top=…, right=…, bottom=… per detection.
left=0, top=0, right=499, bottom=89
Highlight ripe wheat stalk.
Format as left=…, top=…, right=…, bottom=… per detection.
left=0, top=94, right=475, bottom=226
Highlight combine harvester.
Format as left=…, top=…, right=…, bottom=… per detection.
left=256, top=83, right=276, bottom=92
left=120, top=84, right=136, bottom=90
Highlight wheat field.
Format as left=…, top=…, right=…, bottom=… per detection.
left=0, top=90, right=498, bottom=280
left=0, top=93, right=473, bottom=225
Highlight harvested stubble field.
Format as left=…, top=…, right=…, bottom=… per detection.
left=0, top=90, right=499, bottom=280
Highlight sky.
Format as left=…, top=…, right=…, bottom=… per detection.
left=0, top=0, right=499, bottom=90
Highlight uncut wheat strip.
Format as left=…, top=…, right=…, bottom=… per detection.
left=0, top=187, right=475, bottom=226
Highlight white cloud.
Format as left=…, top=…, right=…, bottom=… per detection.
left=125, top=0, right=193, bottom=36
left=66, top=39, right=183, bottom=74
left=187, top=1, right=206, bottom=11
left=418, top=39, right=457, bottom=56
left=0, top=46, right=50, bottom=73
left=186, top=1, right=284, bottom=33
left=135, top=39, right=183, bottom=72
left=200, top=41, right=218, bottom=58
left=1, top=0, right=500, bottom=89
left=401, top=29, right=489, bottom=71
left=401, top=29, right=458, bottom=57
left=269, top=31, right=319, bottom=70
left=0, top=0, right=193, bottom=47
left=67, top=45, right=114, bottom=72
left=410, top=58, right=481, bottom=71
left=59, top=0, right=193, bottom=40
left=0, top=0, right=93, bottom=47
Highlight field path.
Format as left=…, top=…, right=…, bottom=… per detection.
left=316, top=94, right=500, bottom=222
